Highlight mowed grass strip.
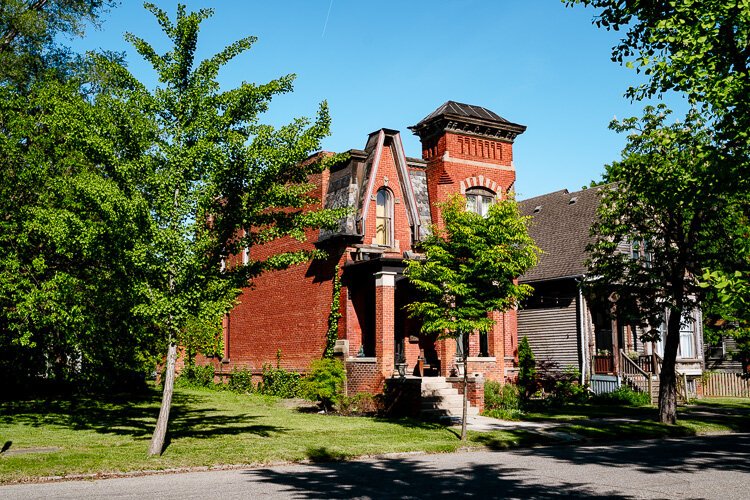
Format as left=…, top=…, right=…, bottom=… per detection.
left=0, top=387, right=475, bottom=483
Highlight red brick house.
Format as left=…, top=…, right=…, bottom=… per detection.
left=206, top=102, right=527, bottom=404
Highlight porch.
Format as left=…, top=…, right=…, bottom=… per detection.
left=339, top=255, right=514, bottom=396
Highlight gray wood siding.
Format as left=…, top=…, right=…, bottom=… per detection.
left=518, top=298, right=580, bottom=371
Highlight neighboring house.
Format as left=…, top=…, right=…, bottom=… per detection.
left=517, top=187, right=705, bottom=400
left=201, top=101, right=527, bottom=402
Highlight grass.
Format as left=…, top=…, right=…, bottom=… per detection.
left=0, top=386, right=481, bottom=483
left=2, top=387, right=748, bottom=484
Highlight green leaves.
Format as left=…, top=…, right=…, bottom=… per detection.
left=406, top=194, right=539, bottom=340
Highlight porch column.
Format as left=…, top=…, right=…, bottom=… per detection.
left=374, top=271, right=396, bottom=379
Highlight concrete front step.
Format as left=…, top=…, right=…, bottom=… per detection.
left=422, top=406, right=480, bottom=419
left=421, top=387, right=459, bottom=397
left=419, top=377, right=480, bottom=420
left=421, top=394, right=464, bottom=406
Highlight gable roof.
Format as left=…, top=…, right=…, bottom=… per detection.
left=518, top=186, right=604, bottom=283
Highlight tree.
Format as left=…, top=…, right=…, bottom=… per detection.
left=0, top=1, right=161, bottom=392
left=0, top=0, right=118, bottom=85
left=587, top=104, right=738, bottom=424
left=406, top=195, right=539, bottom=440
left=115, top=4, right=345, bottom=456
left=701, top=227, right=750, bottom=372
left=565, top=0, right=750, bottom=150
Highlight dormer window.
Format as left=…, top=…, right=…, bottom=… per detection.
left=375, top=188, right=393, bottom=246
left=466, top=187, right=495, bottom=216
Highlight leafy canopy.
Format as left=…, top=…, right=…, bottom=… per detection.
left=115, top=3, right=346, bottom=349
left=566, top=0, right=750, bottom=145
left=406, top=195, right=539, bottom=339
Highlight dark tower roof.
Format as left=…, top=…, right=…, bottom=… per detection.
left=409, top=100, right=526, bottom=143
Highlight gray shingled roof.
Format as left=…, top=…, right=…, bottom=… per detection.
left=518, top=186, right=604, bottom=283
left=417, top=101, right=511, bottom=125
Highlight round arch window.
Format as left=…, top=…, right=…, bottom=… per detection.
left=375, top=188, right=393, bottom=246
left=466, top=187, right=496, bottom=216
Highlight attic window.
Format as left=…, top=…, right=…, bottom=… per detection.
left=533, top=205, right=542, bottom=213
left=569, top=197, right=578, bottom=205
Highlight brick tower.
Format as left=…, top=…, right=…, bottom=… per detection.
left=408, top=101, right=526, bottom=226
left=409, top=101, right=527, bottom=380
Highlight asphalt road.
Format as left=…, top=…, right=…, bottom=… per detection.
left=2, top=433, right=749, bottom=499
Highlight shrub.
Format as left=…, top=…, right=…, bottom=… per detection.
left=302, top=359, right=346, bottom=412
left=258, top=364, right=302, bottom=398
left=483, top=381, right=522, bottom=420
left=227, top=366, right=255, bottom=393
left=545, top=366, right=589, bottom=406
left=517, top=336, right=537, bottom=399
left=338, top=392, right=382, bottom=416
left=594, top=385, right=651, bottom=406
left=177, top=363, right=215, bottom=388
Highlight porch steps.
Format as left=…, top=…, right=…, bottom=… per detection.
left=419, top=377, right=479, bottom=420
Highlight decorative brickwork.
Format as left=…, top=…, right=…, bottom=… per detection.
left=210, top=101, right=525, bottom=397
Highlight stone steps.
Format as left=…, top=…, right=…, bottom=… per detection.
left=419, top=377, right=479, bottom=420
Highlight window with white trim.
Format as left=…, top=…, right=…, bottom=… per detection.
left=466, top=187, right=495, bottom=216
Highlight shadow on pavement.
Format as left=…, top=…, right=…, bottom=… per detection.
left=244, top=452, right=632, bottom=499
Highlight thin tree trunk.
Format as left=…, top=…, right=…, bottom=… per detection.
left=460, top=333, right=469, bottom=441
left=658, top=309, right=682, bottom=424
left=149, top=342, right=177, bottom=456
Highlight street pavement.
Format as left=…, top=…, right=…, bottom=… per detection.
left=1, top=433, right=749, bottom=499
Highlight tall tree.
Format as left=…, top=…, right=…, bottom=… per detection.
left=116, top=3, right=344, bottom=456
left=406, top=195, right=539, bottom=440
left=0, top=0, right=117, bottom=85
left=0, top=0, right=161, bottom=392
left=588, top=105, right=737, bottom=423
left=566, top=0, right=750, bottom=148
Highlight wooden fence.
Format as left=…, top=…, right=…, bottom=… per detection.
left=702, top=372, right=750, bottom=398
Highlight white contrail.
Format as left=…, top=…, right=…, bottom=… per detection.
left=322, top=0, right=333, bottom=38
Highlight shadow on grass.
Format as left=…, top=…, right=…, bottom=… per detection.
left=0, top=388, right=286, bottom=448
left=245, top=452, right=630, bottom=498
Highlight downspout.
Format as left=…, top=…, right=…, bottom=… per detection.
left=577, top=281, right=588, bottom=386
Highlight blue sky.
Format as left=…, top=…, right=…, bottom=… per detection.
left=67, top=1, right=686, bottom=199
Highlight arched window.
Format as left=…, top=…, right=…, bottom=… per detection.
left=466, top=187, right=496, bottom=216
left=375, top=188, right=393, bottom=246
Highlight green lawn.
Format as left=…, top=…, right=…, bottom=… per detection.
left=2, top=388, right=749, bottom=484
left=0, top=387, right=481, bottom=483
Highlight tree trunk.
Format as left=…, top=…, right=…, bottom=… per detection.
left=460, top=333, right=469, bottom=441
left=658, top=309, right=682, bottom=424
left=149, top=342, right=177, bottom=456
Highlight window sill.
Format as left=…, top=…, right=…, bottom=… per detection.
left=346, top=357, right=377, bottom=363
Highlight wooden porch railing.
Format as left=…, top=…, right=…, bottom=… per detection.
left=593, top=355, right=614, bottom=374
left=620, top=349, right=654, bottom=403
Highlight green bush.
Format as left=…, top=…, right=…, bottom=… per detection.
left=177, top=363, right=215, bottom=388
left=227, top=366, right=255, bottom=393
left=302, top=359, right=346, bottom=412
left=518, top=336, right=537, bottom=399
left=483, top=381, right=522, bottom=420
left=594, top=385, right=651, bottom=406
left=257, top=364, right=302, bottom=398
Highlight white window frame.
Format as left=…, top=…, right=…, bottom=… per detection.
left=465, top=187, right=495, bottom=217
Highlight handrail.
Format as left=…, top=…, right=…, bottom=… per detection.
left=620, top=349, right=649, bottom=378
left=620, top=349, right=655, bottom=404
